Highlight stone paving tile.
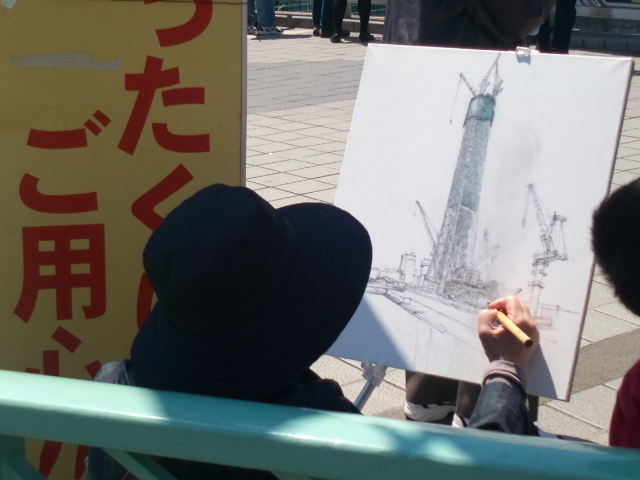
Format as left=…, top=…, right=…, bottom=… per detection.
left=277, top=178, right=335, bottom=195
left=250, top=187, right=298, bottom=202
left=546, top=385, right=618, bottom=430
left=249, top=172, right=305, bottom=188
left=284, top=137, right=334, bottom=147
left=246, top=165, right=278, bottom=178
left=611, top=170, right=639, bottom=186
left=286, top=164, right=339, bottom=178
left=246, top=137, right=273, bottom=148
left=304, top=189, right=336, bottom=203
left=595, top=301, right=640, bottom=326
left=249, top=142, right=300, bottom=154
left=605, top=377, right=623, bottom=390
left=536, top=404, right=602, bottom=440
left=307, top=141, right=346, bottom=153
left=581, top=309, right=638, bottom=343
left=247, top=153, right=293, bottom=165
left=311, top=355, right=368, bottom=386
left=615, top=145, right=640, bottom=158
left=274, top=147, right=332, bottom=159
left=269, top=195, right=311, bottom=209
left=586, top=280, right=617, bottom=309
left=259, top=131, right=310, bottom=143
left=613, top=157, right=640, bottom=171
left=300, top=152, right=345, bottom=165
left=254, top=159, right=316, bottom=172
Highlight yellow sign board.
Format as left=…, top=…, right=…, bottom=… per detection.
left=0, top=0, right=245, bottom=477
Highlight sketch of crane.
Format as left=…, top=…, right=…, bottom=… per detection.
left=522, top=184, right=568, bottom=323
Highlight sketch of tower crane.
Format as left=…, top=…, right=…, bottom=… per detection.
left=522, top=184, right=568, bottom=322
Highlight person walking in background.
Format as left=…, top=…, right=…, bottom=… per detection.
left=313, top=0, right=335, bottom=38
left=537, top=0, right=577, bottom=53
left=330, top=0, right=375, bottom=43
left=248, top=0, right=283, bottom=35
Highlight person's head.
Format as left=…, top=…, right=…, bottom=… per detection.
left=592, top=179, right=640, bottom=316
left=131, top=184, right=372, bottom=401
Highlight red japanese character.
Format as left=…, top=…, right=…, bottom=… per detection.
left=118, top=56, right=179, bottom=155
left=27, top=110, right=111, bottom=149
left=14, top=224, right=106, bottom=322
left=131, top=164, right=194, bottom=230
left=20, top=174, right=98, bottom=214
left=153, top=87, right=209, bottom=152
left=119, top=57, right=210, bottom=155
left=145, top=0, right=213, bottom=47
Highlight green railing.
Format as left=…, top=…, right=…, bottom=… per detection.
left=0, top=368, right=640, bottom=480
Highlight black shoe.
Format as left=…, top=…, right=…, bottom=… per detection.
left=330, top=33, right=342, bottom=43
left=338, top=29, right=351, bottom=37
left=320, top=27, right=334, bottom=38
left=359, top=32, right=375, bottom=42
left=312, top=27, right=320, bottom=37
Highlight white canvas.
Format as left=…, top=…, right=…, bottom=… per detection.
left=330, top=44, right=632, bottom=400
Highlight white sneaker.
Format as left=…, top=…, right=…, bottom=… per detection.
left=258, top=25, right=283, bottom=35
left=451, top=413, right=470, bottom=428
left=404, top=401, right=456, bottom=423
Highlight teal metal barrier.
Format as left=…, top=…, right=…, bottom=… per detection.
left=0, top=369, right=639, bottom=480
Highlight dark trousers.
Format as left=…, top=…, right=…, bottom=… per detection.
left=406, top=372, right=538, bottom=421
left=333, top=0, right=371, bottom=34
left=537, top=0, right=577, bottom=53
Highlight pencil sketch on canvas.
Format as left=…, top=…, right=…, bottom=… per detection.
left=329, top=45, right=631, bottom=399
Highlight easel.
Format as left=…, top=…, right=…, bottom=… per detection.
left=353, top=362, right=388, bottom=410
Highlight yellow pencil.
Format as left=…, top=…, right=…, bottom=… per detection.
left=495, top=311, right=533, bottom=348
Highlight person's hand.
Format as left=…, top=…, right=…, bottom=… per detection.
left=477, top=296, right=540, bottom=367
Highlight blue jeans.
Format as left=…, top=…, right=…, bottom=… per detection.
left=312, top=0, right=333, bottom=29
left=248, top=0, right=276, bottom=27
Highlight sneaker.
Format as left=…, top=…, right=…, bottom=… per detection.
left=247, top=25, right=258, bottom=35
left=451, top=413, right=470, bottom=428
left=258, top=25, right=283, bottom=35
left=312, top=27, right=321, bottom=37
left=404, top=401, right=456, bottom=423
left=330, top=33, right=342, bottom=43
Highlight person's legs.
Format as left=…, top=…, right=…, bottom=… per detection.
left=312, top=0, right=321, bottom=30
left=330, top=0, right=348, bottom=42
left=321, top=0, right=334, bottom=30
left=247, top=0, right=257, bottom=28
left=405, top=372, right=459, bottom=423
left=551, top=0, right=577, bottom=53
left=357, top=0, right=374, bottom=42
left=536, top=16, right=551, bottom=52
left=256, top=0, right=276, bottom=27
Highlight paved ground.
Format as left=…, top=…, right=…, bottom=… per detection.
left=246, top=29, right=640, bottom=444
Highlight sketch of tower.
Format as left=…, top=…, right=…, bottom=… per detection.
left=427, top=57, right=503, bottom=295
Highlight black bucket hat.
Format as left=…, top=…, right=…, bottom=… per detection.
left=131, top=184, right=372, bottom=401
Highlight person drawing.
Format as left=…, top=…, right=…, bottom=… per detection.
left=87, top=184, right=547, bottom=479
left=381, top=0, right=555, bottom=427
left=465, top=178, right=640, bottom=447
